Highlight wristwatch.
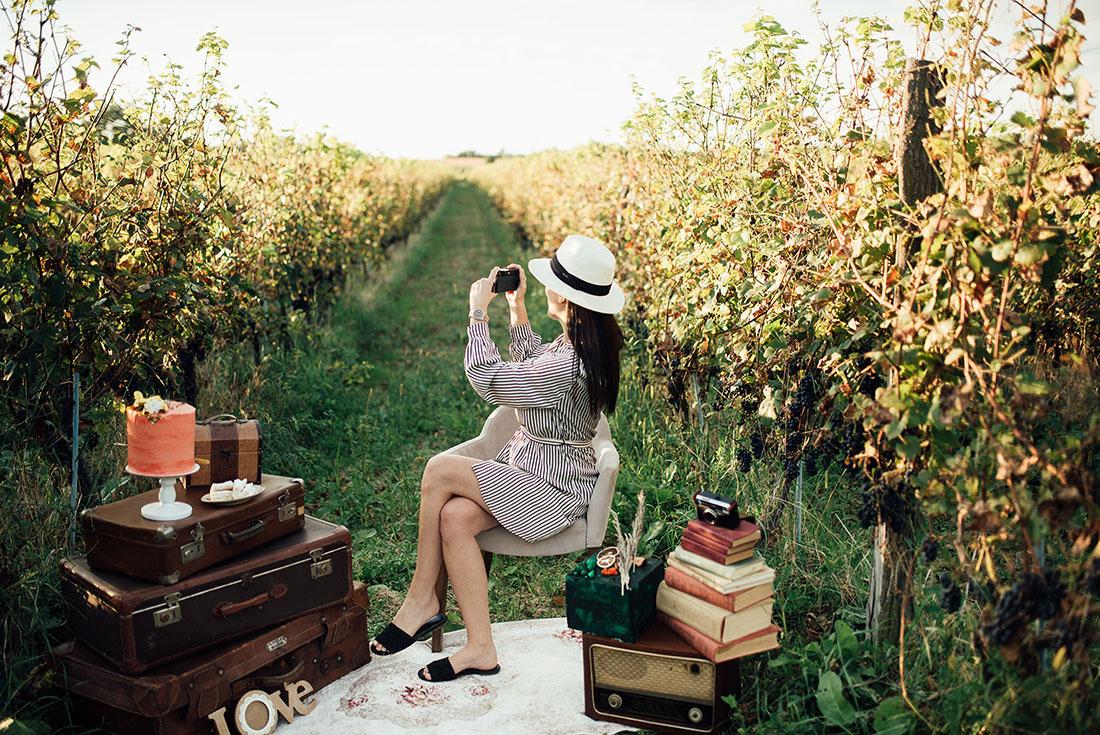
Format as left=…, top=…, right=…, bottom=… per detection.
left=469, top=307, right=488, bottom=322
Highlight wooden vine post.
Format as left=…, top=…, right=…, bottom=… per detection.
left=866, top=58, right=944, bottom=646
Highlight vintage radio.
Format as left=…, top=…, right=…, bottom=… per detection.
left=583, top=621, right=740, bottom=734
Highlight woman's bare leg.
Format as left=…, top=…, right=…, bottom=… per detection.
left=420, top=497, right=500, bottom=679
left=373, top=454, right=495, bottom=653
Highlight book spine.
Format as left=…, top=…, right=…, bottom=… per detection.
left=681, top=527, right=734, bottom=553
left=686, top=518, right=758, bottom=544
left=680, top=538, right=733, bottom=565
left=658, top=613, right=720, bottom=662
left=664, top=566, right=739, bottom=611
left=656, top=582, right=726, bottom=641
left=667, top=557, right=737, bottom=593
left=674, top=545, right=755, bottom=579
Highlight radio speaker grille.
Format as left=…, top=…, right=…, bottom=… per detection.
left=591, top=645, right=714, bottom=702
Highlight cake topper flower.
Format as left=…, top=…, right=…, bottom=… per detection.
left=131, top=391, right=169, bottom=422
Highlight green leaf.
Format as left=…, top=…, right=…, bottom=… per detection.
left=757, top=121, right=778, bottom=135
left=834, top=619, right=859, bottom=659
left=873, top=697, right=915, bottom=735
left=1014, top=244, right=1047, bottom=265
left=991, top=240, right=1014, bottom=262
left=816, top=670, right=857, bottom=726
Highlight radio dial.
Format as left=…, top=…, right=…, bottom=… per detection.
left=607, top=693, right=623, bottom=709
left=688, top=707, right=704, bottom=724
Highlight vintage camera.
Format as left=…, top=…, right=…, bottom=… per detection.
left=693, top=491, right=739, bottom=529
left=492, top=268, right=520, bottom=293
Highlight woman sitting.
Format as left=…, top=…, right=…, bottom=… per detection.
left=370, top=234, right=626, bottom=683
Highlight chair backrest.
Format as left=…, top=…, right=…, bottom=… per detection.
left=584, top=412, right=620, bottom=547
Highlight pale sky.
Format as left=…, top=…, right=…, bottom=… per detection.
left=57, top=0, right=1098, bottom=159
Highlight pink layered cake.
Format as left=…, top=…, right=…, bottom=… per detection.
left=126, top=400, right=196, bottom=476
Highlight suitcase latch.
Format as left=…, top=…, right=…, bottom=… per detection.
left=181, top=523, right=205, bottom=564
left=310, top=549, right=332, bottom=579
left=154, top=593, right=182, bottom=628
left=278, top=493, right=297, bottom=523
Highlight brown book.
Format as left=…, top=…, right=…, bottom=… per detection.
left=680, top=537, right=756, bottom=565
left=664, top=566, right=774, bottom=613
left=682, top=524, right=758, bottom=552
left=686, top=518, right=759, bottom=545
left=656, top=582, right=773, bottom=642
left=659, top=612, right=781, bottom=663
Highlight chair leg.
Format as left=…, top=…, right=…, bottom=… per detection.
left=431, top=565, right=447, bottom=653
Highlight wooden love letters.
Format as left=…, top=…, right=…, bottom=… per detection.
left=207, top=679, right=316, bottom=735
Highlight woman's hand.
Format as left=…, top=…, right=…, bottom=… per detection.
left=469, top=266, right=501, bottom=312
left=504, top=263, right=527, bottom=309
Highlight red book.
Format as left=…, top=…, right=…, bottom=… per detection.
left=680, top=537, right=755, bottom=565
left=686, top=518, right=759, bottom=546
left=682, top=525, right=758, bottom=554
left=663, top=566, right=774, bottom=613
left=659, top=613, right=780, bottom=663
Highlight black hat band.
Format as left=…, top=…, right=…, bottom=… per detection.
left=550, top=254, right=612, bottom=296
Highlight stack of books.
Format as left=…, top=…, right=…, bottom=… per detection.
left=656, top=517, right=781, bottom=662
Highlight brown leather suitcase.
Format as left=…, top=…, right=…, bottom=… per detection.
left=81, top=473, right=305, bottom=584
left=60, top=515, right=352, bottom=674
left=53, top=583, right=370, bottom=735
left=185, top=414, right=263, bottom=493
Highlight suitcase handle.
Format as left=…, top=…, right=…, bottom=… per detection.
left=252, top=657, right=305, bottom=690
left=201, top=413, right=247, bottom=424
left=221, top=519, right=265, bottom=544
left=213, top=583, right=288, bottom=617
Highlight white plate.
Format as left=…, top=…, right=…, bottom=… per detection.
left=200, top=485, right=264, bottom=505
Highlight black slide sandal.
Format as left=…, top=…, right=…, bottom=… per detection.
left=417, top=657, right=501, bottom=682
left=371, top=613, right=448, bottom=656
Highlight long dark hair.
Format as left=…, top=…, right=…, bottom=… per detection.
left=567, top=301, right=624, bottom=415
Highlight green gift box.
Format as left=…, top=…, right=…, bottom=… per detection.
left=565, top=553, right=665, bottom=642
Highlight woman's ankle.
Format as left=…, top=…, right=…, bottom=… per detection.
left=399, top=588, right=440, bottom=616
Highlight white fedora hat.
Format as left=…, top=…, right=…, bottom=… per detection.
left=528, top=234, right=626, bottom=314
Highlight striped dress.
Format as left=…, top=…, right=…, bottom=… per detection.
left=464, top=320, right=600, bottom=543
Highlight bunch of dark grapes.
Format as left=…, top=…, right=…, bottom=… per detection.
left=788, top=371, right=820, bottom=418
left=855, top=483, right=913, bottom=533
left=783, top=457, right=799, bottom=480
left=855, top=357, right=884, bottom=398
left=784, top=429, right=801, bottom=454
left=750, top=432, right=764, bottom=459
left=856, top=485, right=878, bottom=528
left=1029, top=569, right=1066, bottom=620
left=736, top=447, right=752, bottom=473
left=826, top=422, right=864, bottom=467
left=938, top=571, right=962, bottom=613
left=984, top=583, right=1030, bottom=645
left=982, top=569, right=1067, bottom=646
left=879, top=482, right=912, bottom=534
left=920, top=536, right=939, bottom=564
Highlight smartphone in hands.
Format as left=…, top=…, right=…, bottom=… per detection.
left=491, top=268, right=520, bottom=293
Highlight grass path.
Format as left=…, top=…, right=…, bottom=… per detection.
left=203, top=181, right=582, bottom=634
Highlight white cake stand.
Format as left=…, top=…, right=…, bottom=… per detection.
left=127, top=463, right=201, bottom=521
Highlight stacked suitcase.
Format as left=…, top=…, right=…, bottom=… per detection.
left=53, top=474, right=370, bottom=735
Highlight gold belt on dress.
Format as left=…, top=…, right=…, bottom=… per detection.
left=518, top=423, right=592, bottom=448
